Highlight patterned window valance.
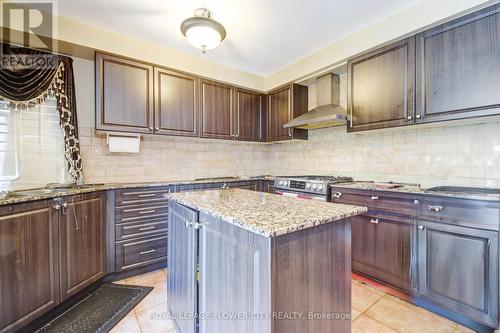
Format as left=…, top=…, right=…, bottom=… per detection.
left=0, top=43, right=83, bottom=181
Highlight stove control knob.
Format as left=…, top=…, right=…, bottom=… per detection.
left=312, top=184, right=317, bottom=190
left=305, top=183, right=311, bottom=189
left=318, top=184, right=324, bottom=191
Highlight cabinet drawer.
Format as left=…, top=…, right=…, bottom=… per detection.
left=417, top=196, right=499, bottom=230
left=115, top=203, right=168, bottom=223
left=115, top=234, right=167, bottom=272
left=116, top=219, right=168, bottom=241
left=116, top=187, right=170, bottom=206
left=331, top=187, right=418, bottom=216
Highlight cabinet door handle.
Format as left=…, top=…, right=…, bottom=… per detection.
left=416, top=114, right=421, bottom=119
left=428, top=205, right=443, bottom=212
left=413, top=199, right=419, bottom=204
left=370, top=218, right=379, bottom=224
left=54, top=204, right=61, bottom=210
left=139, top=226, right=156, bottom=231
left=333, top=192, right=342, bottom=199
left=138, top=193, right=157, bottom=198
left=418, top=225, right=425, bottom=230
left=407, top=115, right=413, bottom=120
left=185, top=221, right=193, bottom=228
left=138, top=210, right=156, bottom=214
left=371, top=196, right=379, bottom=200
left=193, top=222, right=203, bottom=229
left=140, top=249, right=157, bottom=255
left=149, top=127, right=153, bottom=131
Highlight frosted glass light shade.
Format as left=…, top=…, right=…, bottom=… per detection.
left=180, top=8, right=226, bottom=53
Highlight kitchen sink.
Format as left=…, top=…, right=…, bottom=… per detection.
left=46, top=183, right=104, bottom=190
left=425, top=186, right=500, bottom=195
left=8, top=188, right=62, bottom=197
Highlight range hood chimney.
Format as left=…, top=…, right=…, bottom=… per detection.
left=284, top=73, right=347, bottom=129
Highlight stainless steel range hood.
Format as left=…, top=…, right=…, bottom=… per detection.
left=284, top=73, right=347, bottom=129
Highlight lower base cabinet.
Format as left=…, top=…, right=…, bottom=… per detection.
left=351, top=214, right=415, bottom=292
left=0, top=200, right=59, bottom=333
left=0, top=192, right=106, bottom=333
left=417, top=220, right=499, bottom=327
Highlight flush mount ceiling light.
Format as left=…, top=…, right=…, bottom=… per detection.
left=180, top=8, right=226, bottom=53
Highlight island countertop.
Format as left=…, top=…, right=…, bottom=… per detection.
left=167, top=188, right=367, bottom=237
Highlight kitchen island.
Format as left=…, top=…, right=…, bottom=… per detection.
left=167, top=189, right=366, bottom=333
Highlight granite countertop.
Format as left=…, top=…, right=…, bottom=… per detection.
left=0, top=176, right=275, bottom=207
left=167, top=189, right=367, bottom=237
left=332, top=182, right=500, bottom=202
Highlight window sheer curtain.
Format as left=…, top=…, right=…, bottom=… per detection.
left=0, top=43, right=83, bottom=182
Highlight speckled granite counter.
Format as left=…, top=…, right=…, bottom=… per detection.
left=167, top=188, right=367, bottom=237
left=0, top=176, right=275, bottom=206
left=332, top=182, right=500, bottom=202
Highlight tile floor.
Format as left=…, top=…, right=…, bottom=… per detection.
left=111, top=269, right=474, bottom=333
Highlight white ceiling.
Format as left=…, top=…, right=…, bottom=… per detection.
left=57, top=0, right=418, bottom=76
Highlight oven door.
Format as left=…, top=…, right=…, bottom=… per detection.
left=274, top=189, right=327, bottom=202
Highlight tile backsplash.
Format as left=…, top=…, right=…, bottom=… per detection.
left=80, top=119, right=500, bottom=188
left=267, top=120, right=500, bottom=188
left=79, top=127, right=270, bottom=184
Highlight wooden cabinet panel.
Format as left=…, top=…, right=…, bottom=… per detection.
left=0, top=201, right=59, bottom=333
left=352, top=214, right=413, bottom=292
left=418, top=221, right=498, bottom=326
left=416, top=4, right=500, bottom=123
left=59, top=193, right=106, bottom=300
left=115, top=234, right=168, bottom=272
left=200, top=80, right=234, bottom=139
left=234, top=89, right=264, bottom=141
left=347, top=38, right=415, bottom=132
left=96, top=53, right=154, bottom=133
left=154, top=68, right=198, bottom=137
left=167, top=202, right=198, bottom=333
left=267, top=84, right=308, bottom=142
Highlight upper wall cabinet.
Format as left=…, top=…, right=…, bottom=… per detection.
left=154, top=68, right=199, bottom=137
left=200, top=80, right=234, bottom=140
left=415, top=4, right=500, bottom=123
left=96, top=53, right=154, bottom=133
left=234, top=88, right=265, bottom=142
left=267, top=84, right=308, bottom=142
left=347, top=37, right=415, bottom=132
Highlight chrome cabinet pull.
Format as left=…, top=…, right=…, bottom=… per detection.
left=138, top=210, right=156, bottom=214
left=428, top=205, right=443, bottom=212
left=139, top=226, right=156, bottom=231
left=53, top=204, right=61, bottom=210
left=333, top=192, right=342, bottom=199
left=140, top=249, right=157, bottom=255
left=149, top=127, right=153, bottom=131
left=416, top=114, right=421, bottom=119
left=369, top=218, right=379, bottom=224
left=371, top=196, right=379, bottom=200
left=185, top=221, right=192, bottom=228
left=418, top=225, right=425, bottom=230
left=413, top=199, right=419, bottom=204
left=138, top=193, right=156, bottom=198
left=193, top=222, right=203, bottom=229
left=407, top=115, right=413, bottom=120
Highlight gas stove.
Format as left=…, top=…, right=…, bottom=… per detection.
left=273, top=175, right=353, bottom=201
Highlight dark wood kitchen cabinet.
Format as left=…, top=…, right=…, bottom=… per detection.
left=96, top=53, right=154, bottom=133
left=267, top=84, right=308, bottom=142
left=234, top=88, right=265, bottom=141
left=351, top=214, right=413, bottom=292
left=0, top=200, right=59, bottom=333
left=416, top=4, right=500, bottom=123
left=59, top=192, right=106, bottom=300
left=417, top=220, right=498, bottom=327
left=200, top=80, right=234, bottom=139
left=154, top=67, right=199, bottom=137
left=347, top=37, right=415, bottom=132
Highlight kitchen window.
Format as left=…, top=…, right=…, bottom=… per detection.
left=0, top=97, right=69, bottom=191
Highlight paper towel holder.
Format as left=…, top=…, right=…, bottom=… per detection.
left=105, top=132, right=142, bottom=153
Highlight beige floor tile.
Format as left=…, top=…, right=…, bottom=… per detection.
left=351, top=308, right=361, bottom=320
left=136, top=302, right=176, bottom=333
left=109, top=313, right=142, bottom=333
left=113, top=279, right=128, bottom=285
left=126, top=269, right=167, bottom=287
left=352, top=282, right=384, bottom=313
left=365, top=297, right=456, bottom=333
left=352, top=315, right=397, bottom=333
left=134, top=281, right=167, bottom=312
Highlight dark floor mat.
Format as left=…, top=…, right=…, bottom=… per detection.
left=35, top=283, right=152, bottom=333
